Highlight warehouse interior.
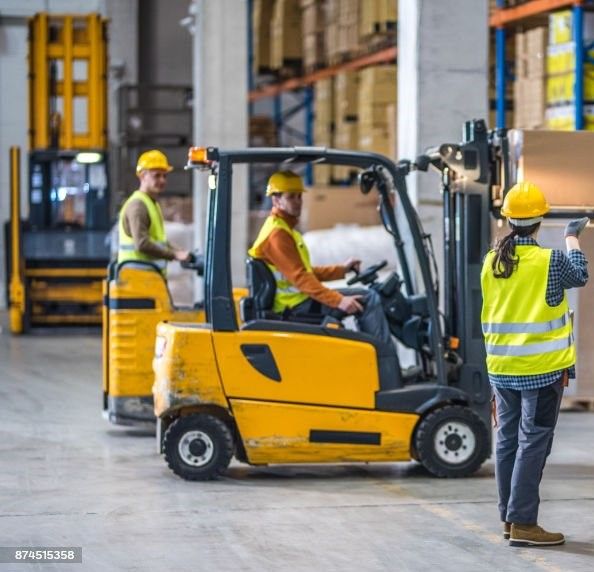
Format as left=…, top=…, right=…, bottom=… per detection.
left=1, top=0, right=594, bottom=570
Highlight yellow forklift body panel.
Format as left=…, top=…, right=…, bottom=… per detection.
left=213, top=330, right=379, bottom=409
left=153, top=322, right=227, bottom=415
left=107, top=267, right=203, bottom=399
left=230, top=399, right=418, bottom=464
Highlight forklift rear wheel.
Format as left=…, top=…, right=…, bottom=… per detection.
left=415, top=405, right=489, bottom=478
left=163, top=414, right=234, bottom=481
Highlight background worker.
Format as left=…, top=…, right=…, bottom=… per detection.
left=480, top=181, right=589, bottom=547
left=249, top=170, right=395, bottom=352
left=118, top=150, right=190, bottom=273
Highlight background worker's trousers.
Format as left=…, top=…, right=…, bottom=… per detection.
left=492, top=376, right=564, bottom=525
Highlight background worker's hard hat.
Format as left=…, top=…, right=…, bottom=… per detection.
left=136, top=150, right=173, bottom=174
left=266, top=171, right=306, bottom=196
left=501, top=181, right=549, bottom=220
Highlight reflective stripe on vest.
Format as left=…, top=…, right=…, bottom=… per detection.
left=248, top=214, right=311, bottom=313
left=117, top=190, right=168, bottom=275
left=480, top=245, right=576, bottom=376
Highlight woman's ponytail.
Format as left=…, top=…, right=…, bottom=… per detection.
left=491, top=222, right=540, bottom=278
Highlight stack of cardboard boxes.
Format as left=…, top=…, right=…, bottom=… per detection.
left=358, top=65, right=396, bottom=156
left=545, top=10, right=594, bottom=130
left=359, top=0, right=397, bottom=41
left=301, top=0, right=326, bottom=72
left=270, top=0, right=303, bottom=71
left=333, top=71, right=359, bottom=180
left=313, top=78, right=334, bottom=185
left=513, top=26, right=547, bottom=129
left=337, top=0, right=360, bottom=59
left=252, top=0, right=275, bottom=75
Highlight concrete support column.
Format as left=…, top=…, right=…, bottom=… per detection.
left=191, top=0, right=248, bottom=291
left=397, top=0, right=488, bottom=299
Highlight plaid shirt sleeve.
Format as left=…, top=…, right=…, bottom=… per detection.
left=546, top=249, right=589, bottom=306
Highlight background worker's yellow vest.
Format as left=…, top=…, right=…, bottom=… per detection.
left=249, top=215, right=312, bottom=313
left=481, top=245, right=575, bottom=376
left=117, top=190, right=168, bottom=275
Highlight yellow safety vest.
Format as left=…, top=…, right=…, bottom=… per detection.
left=248, top=215, right=312, bottom=313
left=481, top=245, right=575, bottom=376
left=117, top=190, right=168, bottom=275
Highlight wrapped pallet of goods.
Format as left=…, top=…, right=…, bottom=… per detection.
left=301, top=0, right=325, bottom=73
left=513, top=26, right=546, bottom=129
left=545, top=10, right=594, bottom=130
left=357, top=65, right=397, bottom=156
left=333, top=71, right=359, bottom=181
left=359, top=0, right=397, bottom=50
left=253, top=0, right=275, bottom=75
left=270, top=0, right=303, bottom=74
left=337, top=0, right=360, bottom=59
left=325, top=0, right=340, bottom=65
left=313, top=77, right=334, bottom=185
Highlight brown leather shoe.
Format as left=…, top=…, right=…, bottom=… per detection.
left=509, top=524, right=565, bottom=547
left=503, top=522, right=511, bottom=540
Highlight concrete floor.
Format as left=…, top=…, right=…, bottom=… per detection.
left=1, top=323, right=594, bottom=572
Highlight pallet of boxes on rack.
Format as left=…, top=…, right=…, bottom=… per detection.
left=545, top=10, right=594, bottom=130
left=358, top=0, right=397, bottom=54
left=271, top=0, right=303, bottom=78
left=253, top=0, right=275, bottom=78
left=358, top=65, right=397, bottom=158
left=248, top=116, right=279, bottom=244
left=301, top=0, right=325, bottom=73
left=513, top=22, right=547, bottom=129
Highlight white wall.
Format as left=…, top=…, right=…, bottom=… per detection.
left=398, top=0, right=489, bottom=300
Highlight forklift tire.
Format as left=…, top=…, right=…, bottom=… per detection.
left=414, top=405, right=489, bottom=478
left=163, top=414, right=234, bottom=481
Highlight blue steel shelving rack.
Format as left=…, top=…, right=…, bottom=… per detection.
left=492, top=0, right=593, bottom=129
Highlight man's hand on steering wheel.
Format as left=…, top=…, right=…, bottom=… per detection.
left=343, top=257, right=362, bottom=274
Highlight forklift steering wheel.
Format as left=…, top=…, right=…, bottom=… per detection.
left=346, top=260, right=388, bottom=286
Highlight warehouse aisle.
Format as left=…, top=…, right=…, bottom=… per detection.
left=1, top=324, right=593, bottom=572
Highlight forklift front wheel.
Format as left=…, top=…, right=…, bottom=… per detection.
left=163, top=413, right=234, bottom=481
left=414, top=405, right=489, bottom=478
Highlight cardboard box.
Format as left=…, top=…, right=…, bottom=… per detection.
left=358, top=65, right=397, bottom=104
left=271, top=0, right=303, bottom=68
left=549, top=10, right=594, bottom=45
left=334, top=71, right=359, bottom=120
left=360, top=0, right=397, bottom=38
left=510, top=129, right=594, bottom=206
left=545, top=104, right=594, bottom=131
left=386, top=102, right=397, bottom=158
left=301, top=185, right=380, bottom=231
left=253, top=0, right=275, bottom=73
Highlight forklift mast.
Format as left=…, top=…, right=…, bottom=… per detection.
left=5, top=13, right=110, bottom=332
left=433, top=118, right=509, bottom=407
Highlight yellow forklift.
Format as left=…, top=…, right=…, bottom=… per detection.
left=152, top=120, right=502, bottom=481
left=102, top=253, right=248, bottom=426
left=5, top=13, right=110, bottom=333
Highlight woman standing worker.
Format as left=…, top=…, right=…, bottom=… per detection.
left=481, top=181, right=589, bottom=547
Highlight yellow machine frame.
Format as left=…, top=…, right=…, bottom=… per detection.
left=152, top=146, right=492, bottom=482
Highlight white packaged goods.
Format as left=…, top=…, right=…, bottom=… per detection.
left=303, top=224, right=398, bottom=270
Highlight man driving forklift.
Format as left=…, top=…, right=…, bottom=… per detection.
left=118, top=149, right=191, bottom=273
left=249, top=170, right=395, bottom=351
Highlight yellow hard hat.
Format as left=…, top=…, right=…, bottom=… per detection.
left=265, top=171, right=306, bottom=196
left=136, top=150, right=173, bottom=174
left=501, top=181, right=549, bottom=222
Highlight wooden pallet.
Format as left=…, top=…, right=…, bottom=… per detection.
left=561, top=397, right=594, bottom=412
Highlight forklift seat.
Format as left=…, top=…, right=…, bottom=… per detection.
left=240, top=257, right=330, bottom=325
left=240, top=257, right=279, bottom=322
